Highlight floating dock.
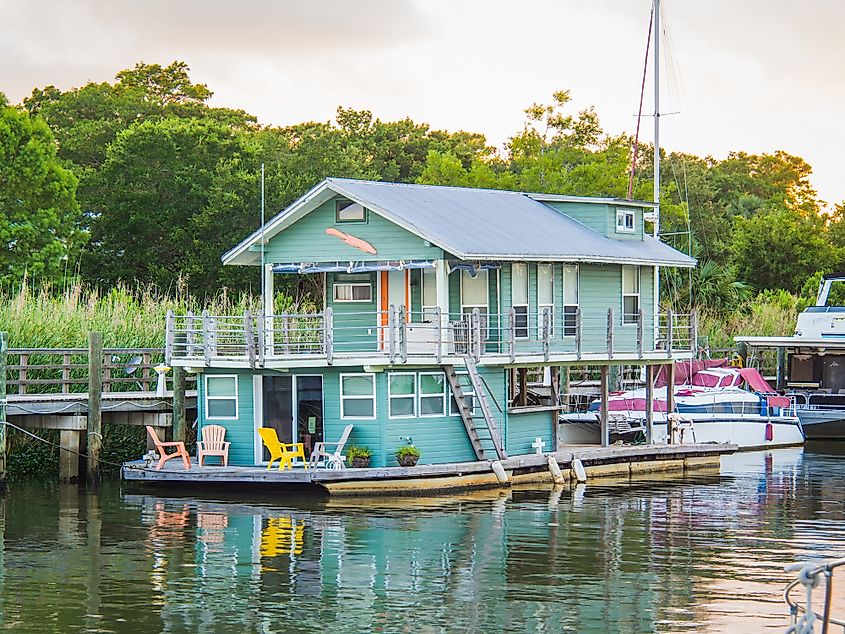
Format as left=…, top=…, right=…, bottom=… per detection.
left=122, top=443, right=736, bottom=496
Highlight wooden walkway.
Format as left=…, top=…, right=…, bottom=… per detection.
left=7, top=391, right=197, bottom=417
left=122, top=443, right=736, bottom=495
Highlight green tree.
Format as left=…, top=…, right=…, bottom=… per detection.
left=0, top=96, right=81, bottom=286
left=731, top=207, right=839, bottom=293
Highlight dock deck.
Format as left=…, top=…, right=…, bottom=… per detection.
left=122, top=443, right=736, bottom=495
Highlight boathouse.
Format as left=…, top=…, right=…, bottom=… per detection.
left=164, top=179, right=697, bottom=469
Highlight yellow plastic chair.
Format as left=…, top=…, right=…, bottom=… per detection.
left=258, top=427, right=308, bottom=471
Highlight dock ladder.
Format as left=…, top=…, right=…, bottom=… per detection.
left=443, top=358, right=508, bottom=461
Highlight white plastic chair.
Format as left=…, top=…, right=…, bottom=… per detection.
left=309, top=424, right=353, bottom=469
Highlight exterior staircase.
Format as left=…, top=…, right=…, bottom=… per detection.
left=443, top=358, right=508, bottom=461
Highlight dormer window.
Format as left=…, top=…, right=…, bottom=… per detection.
left=616, top=209, right=635, bottom=233
left=336, top=199, right=366, bottom=222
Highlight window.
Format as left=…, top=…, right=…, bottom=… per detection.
left=205, top=375, right=238, bottom=419
left=388, top=373, right=416, bottom=418
left=449, top=373, right=476, bottom=417
left=333, top=283, right=372, bottom=302
left=538, top=263, right=554, bottom=338
left=622, top=265, right=640, bottom=325
left=419, top=372, right=446, bottom=416
left=336, top=200, right=366, bottom=222
left=563, top=264, right=579, bottom=336
left=511, top=263, right=529, bottom=339
left=340, top=374, right=376, bottom=419
left=421, top=267, right=437, bottom=321
left=616, top=208, right=635, bottom=233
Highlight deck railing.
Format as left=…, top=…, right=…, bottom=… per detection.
left=165, top=308, right=697, bottom=367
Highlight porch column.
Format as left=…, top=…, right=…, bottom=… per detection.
left=435, top=259, right=450, bottom=350
left=263, top=264, right=274, bottom=356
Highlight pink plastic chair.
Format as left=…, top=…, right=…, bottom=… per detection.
left=197, top=424, right=231, bottom=467
left=146, top=426, right=191, bottom=470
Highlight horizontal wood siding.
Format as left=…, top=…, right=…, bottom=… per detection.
left=322, top=368, right=384, bottom=466
left=506, top=410, right=554, bottom=457
left=327, top=272, right=378, bottom=353
left=543, top=201, right=610, bottom=236
left=198, top=370, right=256, bottom=466
left=579, top=263, right=621, bottom=351
left=264, top=198, right=443, bottom=263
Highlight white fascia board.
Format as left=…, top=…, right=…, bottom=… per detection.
left=222, top=179, right=335, bottom=266
left=456, top=253, right=697, bottom=268
left=529, top=194, right=658, bottom=208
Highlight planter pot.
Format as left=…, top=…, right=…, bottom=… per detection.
left=350, top=456, right=371, bottom=468
left=396, top=454, right=419, bottom=467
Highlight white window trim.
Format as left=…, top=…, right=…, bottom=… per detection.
left=336, top=200, right=366, bottom=223
left=333, top=282, right=372, bottom=303
left=460, top=269, right=489, bottom=314
left=616, top=209, right=635, bottom=233
left=418, top=371, right=447, bottom=418
left=388, top=372, right=417, bottom=419
left=421, top=268, right=437, bottom=320
left=340, top=373, right=377, bottom=420
left=562, top=264, right=579, bottom=338
left=537, top=263, right=555, bottom=339
left=205, top=374, right=239, bottom=420
left=622, top=265, right=641, bottom=325
left=511, top=263, right=529, bottom=341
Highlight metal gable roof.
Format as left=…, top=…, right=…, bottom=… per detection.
left=327, top=179, right=695, bottom=267
left=223, top=178, right=695, bottom=267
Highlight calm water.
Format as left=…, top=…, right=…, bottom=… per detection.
left=2, top=447, right=844, bottom=633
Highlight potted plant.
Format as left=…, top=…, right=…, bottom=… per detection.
left=395, top=444, right=421, bottom=467
left=346, top=446, right=372, bottom=468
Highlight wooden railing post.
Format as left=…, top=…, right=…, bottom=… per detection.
left=0, top=332, right=7, bottom=486
left=471, top=308, right=482, bottom=362
left=165, top=309, right=175, bottom=363
left=575, top=307, right=582, bottom=360
left=542, top=308, right=550, bottom=361
left=388, top=305, right=397, bottom=364
left=433, top=307, right=442, bottom=364
left=186, top=310, right=195, bottom=357
left=324, top=308, right=334, bottom=365
left=256, top=312, right=266, bottom=366
left=399, top=305, right=408, bottom=363
left=62, top=352, right=71, bottom=393
left=172, top=366, right=186, bottom=444
left=244, top=310, right=256, bottom=368
left=87, top=331, right=103, bottom=484
left=690, top=310, right=699, bottom=357
left=637, top=308, right=644, bottom=358
left=666, top=309, right=674, bottom=358
left=508, top=307, right=516, bottom=363
left=202, top=310, right=212, bottom=363
left=18, top=352, right=27, bottom=395
left=606, top=308, right=614, bottom=359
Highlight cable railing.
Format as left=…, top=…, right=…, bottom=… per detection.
left=165, top=308, right=697, bottom=367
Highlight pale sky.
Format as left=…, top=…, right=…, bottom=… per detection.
left=3, top=0, right=843, bottom=207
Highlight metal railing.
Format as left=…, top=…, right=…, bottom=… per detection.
left=784, top=557, right=845, bottom=633
left=165, top=308, right=697, bottom=367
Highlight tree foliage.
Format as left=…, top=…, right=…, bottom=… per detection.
left=0, top=98, right=81, bottom=286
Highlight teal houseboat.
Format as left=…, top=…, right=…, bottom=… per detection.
left=164, top=179, right=696, bottom=472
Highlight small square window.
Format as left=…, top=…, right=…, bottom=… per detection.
left=616, top=209, right=635, bottom=233
left=336, top=200, right=366, bottom=222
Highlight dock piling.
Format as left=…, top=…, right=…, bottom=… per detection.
left=87, top=332, right=103, bottom=484
left=0, top=332, right=7, bottom=486
left=172, top=366, right=187, bottom=444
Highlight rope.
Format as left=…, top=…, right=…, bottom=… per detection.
left=1, top=419, right=143, bottom=471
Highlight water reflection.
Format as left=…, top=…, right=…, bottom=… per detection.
left=1, top=448, right=844, bottom=632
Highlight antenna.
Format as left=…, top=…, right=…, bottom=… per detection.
left=653, top=0, right=661, bottom=327
left=260, top=162, right=266, bottom=310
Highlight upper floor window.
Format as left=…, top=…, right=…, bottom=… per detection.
left=511, top=263, right=529, bottom=339
left=616, top=209, right=635, bottom=233
left=333, top=283, right=372, bottom=302
left=622, top=265, right=640, bottom=324
left=538, top=263, right=555, bottom=338
left=336, top=200, right=366, bottom=222
left=563, top=264, right=579, bottom=336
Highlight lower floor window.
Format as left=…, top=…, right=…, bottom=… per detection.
left=389, top=373, right=416, bottom=418
left=206, top=375, right=238, bottom=419
left=419, top=372, right=446, bottom=416
left=340, top=374, right=376, bottom=419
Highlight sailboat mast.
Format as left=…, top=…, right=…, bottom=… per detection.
left=653, top=0, right=661, bottom=322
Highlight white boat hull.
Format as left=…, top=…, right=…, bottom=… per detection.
left=559, top=413, right=804, bottom=451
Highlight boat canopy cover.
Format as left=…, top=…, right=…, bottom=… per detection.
left=272, top=260, right=436, bottom=274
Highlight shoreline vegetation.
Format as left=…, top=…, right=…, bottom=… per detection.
left=2, top=60, right=842, bottom=479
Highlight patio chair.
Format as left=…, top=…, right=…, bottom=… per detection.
left=197, top=424, right=230, bottom=466
left=309, top=424, right=353, bottom=470
left=258, top=427, right=308, bottom=471
left=145, top=426, right=191, bottom=471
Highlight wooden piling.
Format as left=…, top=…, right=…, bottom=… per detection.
left=666, top=361, right=676, bottom=415
left=59, top=430, right=81, bottom=483
left=645, top=365, right=655, bottom=444
left=600, top=365, right=609, bottom=447
left=172, top=366, right=187, bottom=444
left=87, top=332, right=103, bottom=484
left=0, top=331, right=7, bottom=486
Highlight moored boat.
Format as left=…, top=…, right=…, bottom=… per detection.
left=561, top=360, right=804, bottom=450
